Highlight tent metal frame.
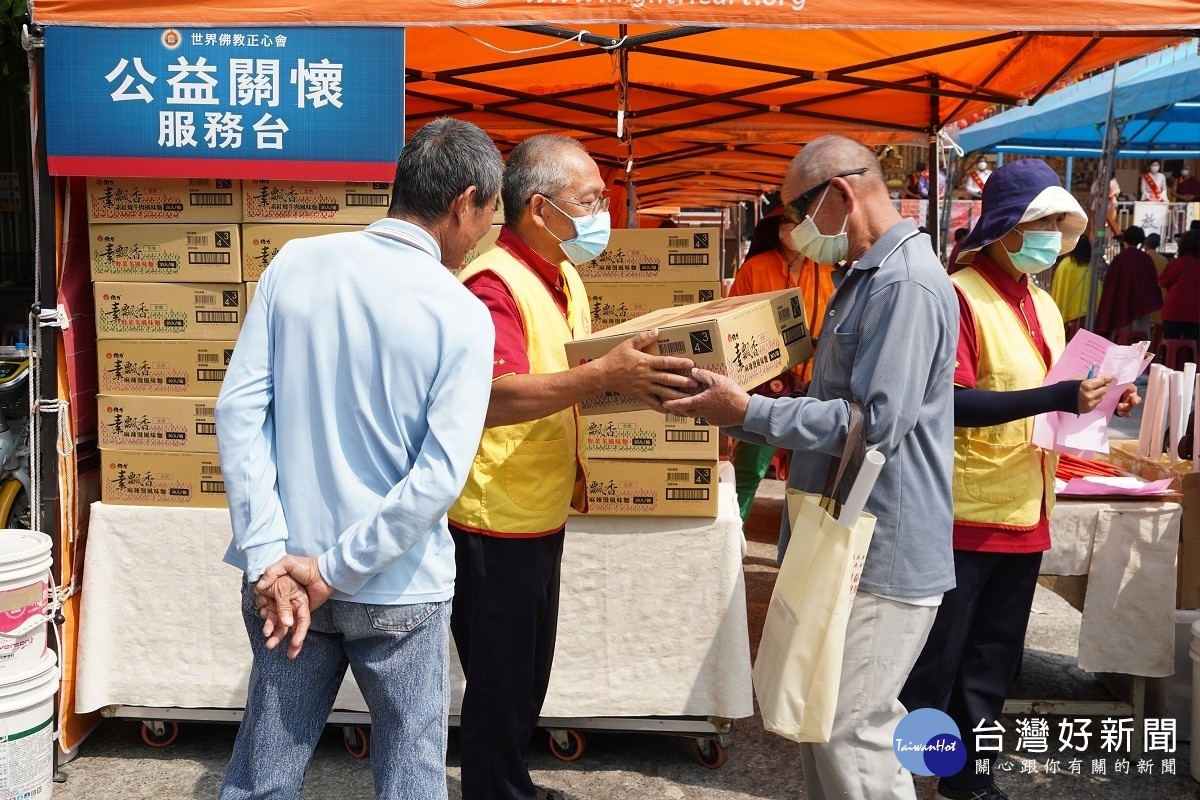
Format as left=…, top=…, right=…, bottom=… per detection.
left=404, top=24, right=1196, bottom=240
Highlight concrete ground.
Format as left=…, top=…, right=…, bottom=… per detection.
left=54, top=381, right=1198, bottom=798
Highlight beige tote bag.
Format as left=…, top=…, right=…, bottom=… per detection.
left=752, top=404, right=875, bottom=743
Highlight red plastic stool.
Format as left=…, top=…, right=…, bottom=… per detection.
left=1114, top=329, right=1150, bottom=346
left=1156, top=338, right=1199, bottom=371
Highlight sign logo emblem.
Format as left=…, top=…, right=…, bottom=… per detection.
left=893, top=709, right=967, bottom=777
left=162, top=29, right=181, bottom=49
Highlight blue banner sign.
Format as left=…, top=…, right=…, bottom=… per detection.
left=45, top=26, right=405, bottom=180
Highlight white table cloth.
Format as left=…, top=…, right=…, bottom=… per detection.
left=75, top=483, right=753, bottom=721
left=1044, top=498, right=1182, bottom=677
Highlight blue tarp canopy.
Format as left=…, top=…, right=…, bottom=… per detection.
left=958, top=42, right=1200, bottom=157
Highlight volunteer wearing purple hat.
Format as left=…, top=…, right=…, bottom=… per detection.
left=899, top=159, right=1139, bottom=800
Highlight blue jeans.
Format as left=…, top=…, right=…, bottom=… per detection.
left=219, top=579, right=452, bottom=800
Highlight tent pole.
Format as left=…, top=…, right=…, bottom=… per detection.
left=927, top=76, right=940, bottom=255
left=1086, top=67, right=1121, bottom=333
left=1066, top=156, right=1074, bottom=192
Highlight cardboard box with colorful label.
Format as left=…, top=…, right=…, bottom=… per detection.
left=101, top=450, right=226, bottom=509
left=98, top=395, right=218, bottom=453
left=242, top=180, right=391, bottom=225
left=566, top=287, right=813, bottom=414
left=94, top=282, right=244, bottom=340
left=87, top=177, right=241, bottom=223
left=98, top=340, right=235, bottom=397
left=579, top=458, right=720, bottom=517
left=90, top=223, right=242, bottom=282
left=587, top=282, right=721, bottom=331
left=584, top=410, right=718, bottom=460
left=241, top=223, right=362, bottom=281
left=575, top=228, right=721, bottom=284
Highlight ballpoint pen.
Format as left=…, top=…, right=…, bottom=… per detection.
left=1087, top=363, right=1097, bottom=380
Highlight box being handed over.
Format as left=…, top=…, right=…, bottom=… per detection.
left=565, top=287, right=812, bottom=415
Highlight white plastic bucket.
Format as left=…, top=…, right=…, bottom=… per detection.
left=0, top=650, right=58, bottom=800
left=0, top=531, right=51, bottom=677
left=1190, top=620, right=1200, bottom=781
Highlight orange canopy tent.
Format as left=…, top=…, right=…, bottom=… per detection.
left=31, top=2, right=1200, bottom=212
left=24, top=0, right=1200, bottom=754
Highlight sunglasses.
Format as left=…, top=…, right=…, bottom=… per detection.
left=782, top=167, right=869, bottom=224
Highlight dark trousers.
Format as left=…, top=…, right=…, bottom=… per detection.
left=899, top=549, right=1043, bottom=791
left=450, top=524, right=565, bottom=800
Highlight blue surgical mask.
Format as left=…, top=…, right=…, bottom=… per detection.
left=1007, top=230, right=1062, bottom=274
left=545, top=199, right=611, bottom=265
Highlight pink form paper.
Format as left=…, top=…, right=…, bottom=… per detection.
left=1032, top=328, right=1152, bottom=458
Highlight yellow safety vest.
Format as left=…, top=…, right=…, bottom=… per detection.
left=951, top=267, right=1065, bottom=529
left=450, top=243, right=591, bottom=535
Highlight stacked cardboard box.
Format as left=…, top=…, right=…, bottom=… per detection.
left=88, top=177, right=243, bottom=510
left=570, top=229, right=722, bottom=517
left=570, top=269, right=813, bottom=517
left=87, top=177, right=397, bottom=507
left=577, top=227, right=722, bottom=332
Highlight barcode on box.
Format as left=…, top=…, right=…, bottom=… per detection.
left=189, top=252, right=231, bottom=265
left=196, top=293, right=216, bottom=304
left=201, top=465, right=222, bottom=475
left=778, top=306, right=791, bottom=323
left=191, top=193, right=233, bottom=206
left=667, top=471, right=691, bottom=483
left=668, top=254, right=709, bottom=266
left=665, top=430, right=710, bottom=442
left=666, top=488, right=710, bottom=501
left=197, top=368, right=226, bottom=382
left=782, top=323, right=808, bottom=345
left=187, top=234, right=209, bottom=246
left=194, top=404, right=214, bottom=415
left=673, top=292, right=696, bottom=304
left=346, top=194, right=389, bottom=207
left=659, top=341, right=686, bottom=356
left=196, top=311, right=239, bottom=324
left=201, top=480, right=225, bottom=494
left=195, top=422, right=217, bottom=436
left=666, top=414, right=687, bottom=424
left=668, top=237, right=690, bottom=248
left=197, top=353, right=221, bottom=363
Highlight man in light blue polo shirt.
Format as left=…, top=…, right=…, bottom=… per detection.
left=215, top=117, right=501, bottom=800
left=665, top=134, right=958, bottom=800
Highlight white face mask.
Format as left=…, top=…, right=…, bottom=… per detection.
left=1150, top=165, right=1161, bottom=173
left=977, top=162, right=987, bottom=171
left=1183, top=170, right=1191, bottom=177
left=785, top=185, right=850, bottom=265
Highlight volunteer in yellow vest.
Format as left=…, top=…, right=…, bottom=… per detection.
left=900, top=159, right=1139, bottom=800
left=450, top=134, right=698, bottom=800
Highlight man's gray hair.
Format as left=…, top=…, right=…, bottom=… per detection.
left=501, top=135, right=587, bottom=227
left=782, top=135, right=885, bottom=202
left=388, top=117, right=503, bottom=225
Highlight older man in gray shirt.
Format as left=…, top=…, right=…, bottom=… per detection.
left=665, top=134, right=957, bottom=800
